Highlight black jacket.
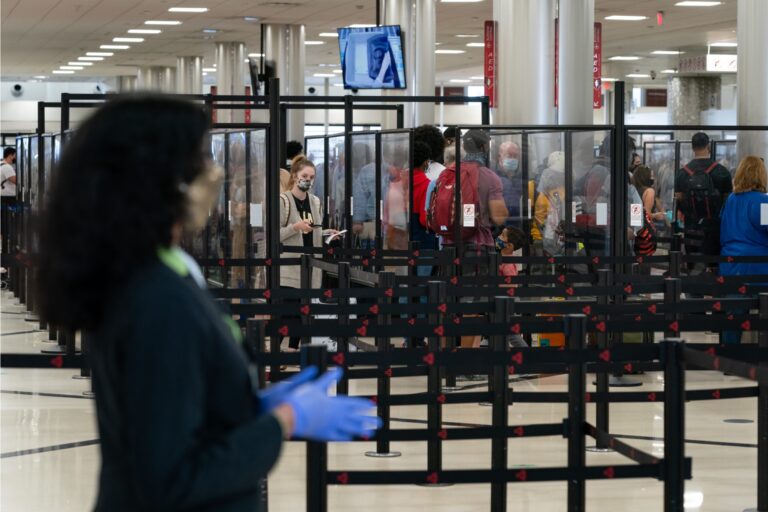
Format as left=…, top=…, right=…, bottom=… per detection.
left=91, top=261, right=282, bottom=511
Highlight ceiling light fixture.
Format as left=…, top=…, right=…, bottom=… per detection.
left=626, top=73, right=650, bottom=78
left=661, top=69, right=677, bottom=74
left=86, top=52, right=113, bottom=56
left=449, top=79, right=471, bottom=83
left=202, top=28, right=218, bottom=33
left=128, top=29, right=162, bottom=34
left=456, top=34, right=480, bottom=38
left=319, top=32, right=339, bottom=37
left=113, top=37, right=144, bottom=42
left=435, top=49, right=466, bottom=54
left=601, top=78, right=619, bottom=82
left=243, top=16, right=259, bottom=22
left=609, top=56, right=641, bottom=61
left=79, top=56, right=104, bottom=61
left=202, top=67, right=216, bottom=72
left=61, top=66, right=84, bottom=70
left=69, top=61, right=93, bottom=66
left=605, top=15, right=648, bottom=21
left=52, top=70, right=75, bottom=74
left=168, top=7, right=209, bottom=12
left=466, top=42, right=485, bottom=47
left=652, top=50, right=685, bottom=55
left=100, top=45, right=130, bottom=50
left=304, top=40, right=325, bottom=45
left=248, top=53, right=264, bottom=58
left=145, top=20, right=182, bottom=26
left=675, top=1, right=722, bottom=6
left=710, top=42, right=737, bottom=47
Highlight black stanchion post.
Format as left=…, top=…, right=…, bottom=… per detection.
left=566, top=314, right=587, bottom=512
left=247, top=319, right=268, bottom=388
left=366, top=271, right=401, bottom=458
left=664, top=278, right=682, bottom=339
left=442, top=246, right=459, bottom=391
left=302, top=344, right=328, bottom=512
left=592, top=269, right=611, bottom=450
left=668, top=250, right=682, bottom=279
left=490, top=296, right=511, bottom=512
left=486, top=251, right=501, bottom=385
left=299, top=255, right=312, bottom=347
left=337, top=262, right=351, bottom=395
left=77, top=331, right=91, bottom=379
left=425, top=280, right=447, bottom=483
left=747, top=295, right=768, bottom=512
left=662, top=338, right=685, bottom=512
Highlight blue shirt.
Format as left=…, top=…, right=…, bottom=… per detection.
left=720, top=191, right=768, bottom=276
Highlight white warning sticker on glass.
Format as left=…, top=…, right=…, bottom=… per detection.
left=250, top=203, right=263, bottom=227
left=630, top=203, right=643, bottom=227
left=761, top=203, right=768, bottom=225
left=596, top=203, right=608, bottom=226
left=463, top=203, right=476, bottom=227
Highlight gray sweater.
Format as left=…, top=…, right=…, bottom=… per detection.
left=279, top=191, right=323, bottom=289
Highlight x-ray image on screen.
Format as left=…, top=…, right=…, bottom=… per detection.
left=337, top=25, right=406, bottom=90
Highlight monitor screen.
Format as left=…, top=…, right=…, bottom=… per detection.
left=337, top=25, right=406, bottom=90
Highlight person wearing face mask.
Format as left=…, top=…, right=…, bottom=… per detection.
left=632, top=165, right=666, bottom=223
left=279, top=156, right=336, bottom=350
left=36, top=96, right=379, bottom=512
left=495, top=141, right=523, bottom=227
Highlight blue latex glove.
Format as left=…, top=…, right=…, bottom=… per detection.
left=286, top=367, right=382, bottom=441
left=258, top=366, right=319, bottom=413
left=665, top=210, right=674, bottom=223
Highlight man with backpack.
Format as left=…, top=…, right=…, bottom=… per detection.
left=675, top=132, right=732, bottom=271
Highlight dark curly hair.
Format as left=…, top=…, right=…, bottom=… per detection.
left=37, top=95, right=209, bottom=330
left=413, top=125, right=445, bottom=163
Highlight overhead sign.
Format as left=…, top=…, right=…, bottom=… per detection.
left=484, top=20, right=496, bottom=108
left=706, top=54, right=737, bottom=73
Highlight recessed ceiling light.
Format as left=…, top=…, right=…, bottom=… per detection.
left=248, top=53, right=264, bottom=58
left=168, top=7, right=209, bottom=12
left=202, top=28, right=218, bottom=33
left=676, top=1, right=722, bottom=6
left=128, top=29, right=162, bottom=34
left=86, top=52, right=113, bottom=56
left=203, top=72, right=208, bottom=76
left=61, top=66, right=84, bottom=70
left=305, top=40, right=325, bottom=45
left=69, top=61, right=93, bottom=66
left=602, top=78, right=619, bottom=82
left=435, top=49, right=466, bottom=54
left=145, top=20, right=182, bottom=26
left=52, top=70, right=75, bottom=74
left=626, top=73, right=650, bottom=78
left=466, top=42, right=485, bottom=47
left=609, top=56, right=641, bottom=61
left=450, top=79, right=471, bottom=83
left=202, top=67, right=216, bottom=72
left=652, top=50, right=685, bottom=55
left=710, top=42, right=737, bottom=47
left=605, top=15, right=648, bottom=21
left=113, top=37, right=144, bottom=43
left=100, top=45, right=130, bottom=50
left=314, top=73, right=336, bottom=77
left=661, top=69, right=677, bottom=74
left=243, top=16, right=259, bottom=22
left=79, top=56, right=104, bottom=61
left=349, top=24, right=376, bottom=28
left=333, top=69, right=343, bottom=74
left=319, top=32, right=338, bottom=37
left=456, top=34, right=480, bottom=38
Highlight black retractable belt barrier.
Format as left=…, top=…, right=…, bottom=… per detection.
left=490, top=296, right=512, bottom=512
left=594, top=269, right=611, bottom=450
left=566, top=314, right=588, bottom=512
left=337, top=262, right=351, bottom=395
left=300, top=255, right=312, bottom=347
left=425, top=281, right=447, bottom=485
left=303, top=344, right=328, bottom=512
left=662, top=338, right=685, bottom=512
left=664, top=278, right=682, bottom=339
left=247, top=319, right=268, bottom=388
left=443, top=246, right=458, bottom=390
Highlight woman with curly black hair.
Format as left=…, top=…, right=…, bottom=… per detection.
left=37, top=95, right=378, bottom=512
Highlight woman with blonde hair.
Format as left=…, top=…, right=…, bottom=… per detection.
left=720, top=156, right=768, bottom=344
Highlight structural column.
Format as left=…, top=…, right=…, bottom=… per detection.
left=117, top=75, right=137, bottom=93
left=557, top=0, right=594, bottom=125
left=493, top=0, right=555, bottom=124
left=216, top=42, right=246, bottom=123
left=136, top=67, right=176, bottom=93
left=264, top=24, right=306, bottom=141
left=176, top=56, right=203, bottom=95
left=382, top=0, right=415, bottom=128
left=737, top=0, right=768, bottom=159
left=413, top=0, right=436, bottom=126
left=667, top=76, right=721, bottom=126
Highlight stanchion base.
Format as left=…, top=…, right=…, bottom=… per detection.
left=586, top=446, right=614, bottom=453
left=40, top=347, right=81, bottom=355
left=40, top=339, right=58, bottom=344
left=478, top=402, right=492, bottom=407
left=72, top=375, right=91, bottom=380
left=414, top=483, right=454, bottom=488
left=442, top=386, right=461, bottom=393
left=592, top=375, right=643, bottom=387
left=82, top=391, right=94, bottom=398
left=364, top=451, right=402, bottom=458
left=24, top=313, right=40, bottom=323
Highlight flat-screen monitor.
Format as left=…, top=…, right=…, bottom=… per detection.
left=337, top=25, right=406, bottom=90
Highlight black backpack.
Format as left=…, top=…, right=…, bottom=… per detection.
left=681, top=162, right=721, bottom=224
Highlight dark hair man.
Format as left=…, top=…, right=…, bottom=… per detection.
left=1, top=147, right=18, bottom=259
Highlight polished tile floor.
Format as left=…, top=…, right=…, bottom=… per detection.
left=0, top=289, right=761, bottom=511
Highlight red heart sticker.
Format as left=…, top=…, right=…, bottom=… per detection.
left=437, top=429, right=448, bottom=439
left=727, top=256, right=735, bottom=263
left=647, top=392, right=657, bottom=401
left=408, top=318, right=416, bottom=326
left=749, top=367, right=757, bottom=380
left=739, top=286, right=747, bottom=295
left=548, top=257, right=555, bottom=264
left=592, top=257, right=600, bottom=264
left=636, top=256, right=644, bottom=264
left=716, top=276, right=725, bottom=284
left=712, top=301, right=722, bottom=312
left=669, top=321, right=679, bottom=333
left=505, top=276, right=513, bottom=285
left=437, top=303, right=447, bottom=314
left=384, top=368, right=393, bottom=378
left=265, top=259, right=273, bottom=266
left=557, top=274, right=566, bottom=283
left=362, top=319, right=370, bottom=326
left=368, top=304, right=379, bottom=315
left=512, top=352, right=524, bottom=365
left=434, top=325, right=445, bottom=336
left=324, top=289, right=333, bottom=299
left=634, top=315, right=642, bottom=322
left=565, top=287, right=574, bottom=296
left=50, top=355, right=63, bottom=368
left=585, top=392, right=592, bottom=402
left=370, top=249, right=377, bottom=257
left=384, top=288, right=394, bottom=298
left=510, top=323, right=521, bottom=334
left=712, top=390, right=721, bottom=399
left=278, top=326, right=289, bottom=337
left=713, top=357, right=720, bottom=370
left=426, top=472, right=439, bottom=484
left=596, top=322, right=606, bottom=333
left=506, top=287, right=516, bottom=297
left=624, top=363, right=633, bottom=373
left=356, top=326, right=368, bottom=337
left=508, top=366, right=516, bottom=375
left=728, top=314, right=735, bottom=320
left=413, top=250, right=420, bottom=257
left=218, top=259, right=225, bottom=266
left=408, top=259, right=415, bottom=267
left=300, top=305, right=311, bottom=315
left=599, top=350, right=611, bottom=362
left=423, top=353, right=435, bottom=366
left=453, top=317, right=461, bottom=325
left=453, top=258, right=461, bottom=265
left=371, top=395, right=378, bottom=404
left=705, top=347, right=716, bottom=356
left=624, top=285, right=633, bottom=294
left=262, top=290, right=272, bottom=299
left=333, top=353, right=345, bottom=365
left=514, top=426, right=524, bottom=437
left=648, top=304, right=657, bottom=314
left=582, top=305, right=592, bottom=315
left=450, top=276, right=459, bottom=285
left=515, top=470, right=528, bottom=481
left=436, top=394, right=446, bottom=404
left=362, top=259, right=369, bottom=266
left=327, top=248, right=334, bottom=255
left=741, top=320, right=751, bottom=331
left=603, top=467, right=615, bottom=479
left=336, top=472, right=349, bottom=485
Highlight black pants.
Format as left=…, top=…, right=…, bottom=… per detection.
left=1, top=198, right=18, bottom=258
left=280, top=286, right=303, bottom=349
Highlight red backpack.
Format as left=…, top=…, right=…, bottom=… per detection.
left=426, top=162, right=480, bottom=242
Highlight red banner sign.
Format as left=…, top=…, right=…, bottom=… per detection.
left=593, top=22, right=602, bottom=109
left=484, top=20, right=496, bottom=108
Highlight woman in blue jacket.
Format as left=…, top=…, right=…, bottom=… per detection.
left=720, top=156, right=768, bottom=344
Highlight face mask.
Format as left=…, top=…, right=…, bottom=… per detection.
left=649, top=178, right=655, bottom=186
left=297, top=178, right=313, bottom=192
left=501, top=158, right=519, bottom=173
left=465, top=151, right=488, bottom=166
left=495, top=236, right=508, bottom=252
left=183, top=163, right=224, bottom=231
